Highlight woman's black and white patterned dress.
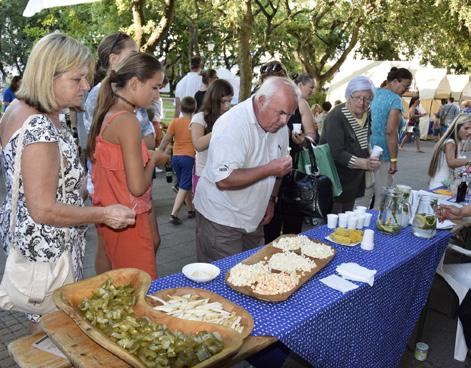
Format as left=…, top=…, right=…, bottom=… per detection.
left=0, top=115, right=87, bottom=318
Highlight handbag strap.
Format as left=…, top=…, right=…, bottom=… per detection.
left=299, top=136, right=319, bottom=174
left=9, top=115, right=70, bottom=249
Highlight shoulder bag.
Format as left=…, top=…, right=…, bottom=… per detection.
left=0, top=115, right=74, bottom=315
left=279, top=139, right=333, bottom=218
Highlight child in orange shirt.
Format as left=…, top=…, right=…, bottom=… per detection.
left=159, top=96, right=196, bottom=224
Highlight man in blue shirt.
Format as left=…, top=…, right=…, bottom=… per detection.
left=2, top=76, right=21, bottom=112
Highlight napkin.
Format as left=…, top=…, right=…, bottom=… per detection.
left=336, top=262, right=377, bottom=286
left=320, top=274, right=359, bottom=293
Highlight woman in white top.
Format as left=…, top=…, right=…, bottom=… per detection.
left=428, top=113, right=471, bottom=189
left=189, top=79, right=234, bottom=192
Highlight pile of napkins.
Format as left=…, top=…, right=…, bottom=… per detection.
left=320, top=262, right=377, bottom=293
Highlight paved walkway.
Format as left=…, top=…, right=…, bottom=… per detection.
left=0, top=140, right=468, bottom=367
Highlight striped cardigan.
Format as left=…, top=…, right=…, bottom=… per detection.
left=320, top=103, right=370, bottom=203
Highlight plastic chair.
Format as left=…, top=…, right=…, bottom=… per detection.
left=436, top=243, right=471, bottom=361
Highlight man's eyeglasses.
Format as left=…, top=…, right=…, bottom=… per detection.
left=260, top=62, right=284, bottom=75
left=109, top=33, right=127, bottom=55
left=350, top=95, right=373, bottom=104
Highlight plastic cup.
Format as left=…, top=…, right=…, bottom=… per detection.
left=347, top=215, right=357, bottom=230
left=361, top=229, right=375, bottom=250
left=292, top=123, right=302, bottom=134
left=371, top=145, right=384, bottom=158
left=338, top=213, right=348, bottom=228
left=355, top=206, right=367, bottom=213
left=327, top=214, right=338, bottom=229
left=363, top=213, right=373, bottom=227
left=356, top=214, right=366, bottom=228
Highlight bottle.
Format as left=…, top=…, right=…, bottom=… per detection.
left=456, top=173, right=468, bottom=203
left=165, top=164, right=173, bottom=183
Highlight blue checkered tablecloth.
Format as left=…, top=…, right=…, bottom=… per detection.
left=148, top=212, right=450, bottom=368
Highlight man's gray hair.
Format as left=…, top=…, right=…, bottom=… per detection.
left=255, top=77, right=301, bottom=108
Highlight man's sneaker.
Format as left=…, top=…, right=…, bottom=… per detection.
left=155, top=167, right=163, bottom=173
left=169, top=215, right=182, bottom=225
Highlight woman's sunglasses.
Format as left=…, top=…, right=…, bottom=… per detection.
left=260, top=63, right=284, bottom=75
left=109, top=33, right=128, bottom=54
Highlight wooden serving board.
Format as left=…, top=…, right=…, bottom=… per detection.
left=36, top=310, right=275, bottom=368
left=8, top=332, right=71, bottom=368
left=225, top=235, right=335, bottom=302
left=53, top=268, right=243, bottom=368
left=40, top=311, right=129, bottom=367
left=146, top=287, right=254, bottom=339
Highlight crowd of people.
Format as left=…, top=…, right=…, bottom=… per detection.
left=2, top=31, right=471, bottom=329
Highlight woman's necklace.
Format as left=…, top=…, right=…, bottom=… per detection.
left=114, top=93, right=136, bottom=112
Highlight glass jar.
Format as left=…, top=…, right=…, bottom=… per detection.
left=412, top=195, right=438, bottom=238
left=376, top=187, right=403, bottom=234
left=396, top=184, right=412, bottom=228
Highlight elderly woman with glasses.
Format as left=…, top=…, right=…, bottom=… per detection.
left=320, top=76, right=380, bottom=213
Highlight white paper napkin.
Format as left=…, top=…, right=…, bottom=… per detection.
left=336, top=262, right=377, bottom=286
left=320, top=274, right=359, bottom=293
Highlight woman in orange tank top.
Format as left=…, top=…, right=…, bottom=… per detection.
left=87, top=52, right=168, bottom=279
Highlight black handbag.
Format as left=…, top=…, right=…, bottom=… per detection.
left=279, top=141, right=333, bottom=218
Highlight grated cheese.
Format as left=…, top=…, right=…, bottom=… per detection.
left=268, top=252, right=316, bottom=273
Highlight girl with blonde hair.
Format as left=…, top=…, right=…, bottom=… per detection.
left=428, top=113, right=471, bottom=189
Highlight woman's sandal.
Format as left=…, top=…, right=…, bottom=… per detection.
left=187, top=210, right=196, bottom=219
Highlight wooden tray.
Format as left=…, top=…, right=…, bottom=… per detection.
left=37, top=310, right=276, bottom=368
left=40, top=312, right=128, bottom=367
left=225, top=235, right=335, bottom=302
left=8, top=332, right=71, bottom=368
left=53, top=268, right=243, bottom=368
left=146, top=287, right=254, bottom=339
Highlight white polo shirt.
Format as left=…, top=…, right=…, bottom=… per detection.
left=175, top=72, right=202, bottom=101
left=194, top=97, right=289, bottom=232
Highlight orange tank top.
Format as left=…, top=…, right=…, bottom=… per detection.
left=91, top=111, right=152, bottom=214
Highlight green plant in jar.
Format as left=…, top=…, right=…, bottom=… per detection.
left=376, top=187, right=403, bottom=234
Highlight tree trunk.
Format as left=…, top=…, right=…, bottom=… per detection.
left=131, top=0, right=144, bottom=49
left=238, top=0, right=254, bottom=101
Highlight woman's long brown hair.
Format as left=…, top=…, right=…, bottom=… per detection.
left=87, top=52, right=163, bottom=160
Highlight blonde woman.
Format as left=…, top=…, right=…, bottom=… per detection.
left=0, top=33, right=135, bottom=329
left=428, top=114, right=471, bottom=189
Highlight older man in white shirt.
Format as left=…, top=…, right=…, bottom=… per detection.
left=193, top=77, right=300, bottom=262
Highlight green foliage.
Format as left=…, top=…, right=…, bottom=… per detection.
left=1, top=0, right=469, bottom=88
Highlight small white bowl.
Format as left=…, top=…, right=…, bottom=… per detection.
left=182, top=263, right=220, bottom=283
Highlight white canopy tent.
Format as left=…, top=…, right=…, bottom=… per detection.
left=23, top=0, right=99, bottom=17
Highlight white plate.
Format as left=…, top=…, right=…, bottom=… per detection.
left=325, top=235, right=359, bottom=247
left=182, top=263, right=220, bottom=283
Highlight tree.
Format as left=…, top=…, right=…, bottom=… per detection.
left=358, top=0, right=471, bottom=73
left=0, top=0, right=47, bottom=77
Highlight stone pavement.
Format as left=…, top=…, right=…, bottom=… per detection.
left=0, top=140, right=469, bottom=367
